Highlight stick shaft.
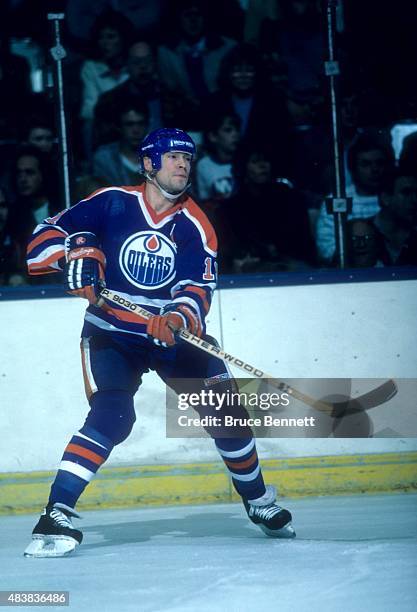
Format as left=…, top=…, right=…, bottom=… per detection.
left=98, top=288, right=334, bottom=415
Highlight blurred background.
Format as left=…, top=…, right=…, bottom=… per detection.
left=1, top=0, right=417, bottom=286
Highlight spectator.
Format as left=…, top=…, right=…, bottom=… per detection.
left=203, top=43, right=285, bottom=154
left=92, top=97, right=149, bottom=185
left=0, top=32, right=31, bottom=143
left=80, top=10, right=133, bottom=160
left=259, top=0, right=324, bottom=92
left=6, top=146, right=61, bottom=273
left=226, top=146, right=316, bottom=273
left=80, top=10, right=133, bottom=122
left=158, top=1, right=236, bottom=114
left=71, top=175, right=110, bottom=203
left=25, top=120, right=55, bottom=155
left=345, top=218, right=388, bottom=268
left=316, top=134, right=395, bottom=263
left=195, top=112, right=241, bottom=203
left=399, top=131, right=417, bottom=175
left=65, top=0, right=165, bottom=53
left=94, top=40, right=186, bottom=146
left=281, top=86, right=333, bottom=198
left=373, top=170, right=417, bottom=265
left=0, top=185, right=25, bottom=285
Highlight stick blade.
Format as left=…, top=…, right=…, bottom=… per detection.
left=353, top=379, right=398, bottom=409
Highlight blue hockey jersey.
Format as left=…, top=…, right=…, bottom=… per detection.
left=27, top=185, right=218, bottom=339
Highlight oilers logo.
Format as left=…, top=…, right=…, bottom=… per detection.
left=119, top=231, right=176, bottom=289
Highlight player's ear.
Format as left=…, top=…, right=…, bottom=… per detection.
left=143, top=156, right=153, bottom=172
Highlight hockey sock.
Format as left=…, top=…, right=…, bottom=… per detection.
left=215, top=438, right=266, bottom=500
left=48, top=426, right=113, bottom=508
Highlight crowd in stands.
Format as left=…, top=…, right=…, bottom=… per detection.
left=0, top=0, right=416, bottom=286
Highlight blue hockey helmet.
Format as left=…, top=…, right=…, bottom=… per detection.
left=138, top=128, right=196, bottom=174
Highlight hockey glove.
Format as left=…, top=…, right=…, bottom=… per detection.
left=64, top=232, right=106, bottom=304
left=147, top=304, right=201, bottom=348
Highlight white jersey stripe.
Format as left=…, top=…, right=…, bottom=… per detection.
left=84, top=312, right=148, bottom=337
left=81, top=337, right=98, bottom=395
left=170, top=279, right=216, bottom=296
left=182, top=208, right=217, bottom=257
left=32, top=222, right=68, bottom=236
left=27, top=244, right=65, bottom=265
left=104, top=290, right=171, bottom=309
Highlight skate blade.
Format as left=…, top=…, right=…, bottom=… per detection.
left=259, top=522, right=296, bottom=539
left=24, top=535, right=79, bottom=558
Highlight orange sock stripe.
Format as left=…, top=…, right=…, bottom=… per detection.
left=223, top=451, right=258, bottom=470
left=66, top=443, right=106, bottom=466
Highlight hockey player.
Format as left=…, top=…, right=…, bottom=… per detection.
left=24, top=128, right=295, bottom=557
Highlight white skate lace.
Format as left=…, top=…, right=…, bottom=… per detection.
left=252, top=504, right=283, bottom=520
left=50, top=509, right=73, bottom=529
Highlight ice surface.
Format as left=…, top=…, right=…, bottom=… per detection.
left=0, top=494, right=416, bottom=612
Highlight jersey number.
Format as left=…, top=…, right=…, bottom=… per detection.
left=203, top=257, right=216, bottom=281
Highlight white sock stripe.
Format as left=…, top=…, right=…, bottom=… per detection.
left=59, top=460, right=95, bottom=482
left=76, top=431, right=109, bottom=451
left=216, top=439, right=255, bottom=458
left=228, top=464, right=261, bottom=482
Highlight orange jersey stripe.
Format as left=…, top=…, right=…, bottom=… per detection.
left=28, top=249, right=65, bottom=274
left=66, top=443, right=105, bottom=466
left=223, top=451, right=258, bottom=470
left=184, top=200, right=218, bottom=253
left=183, top=285, right=210, bottom=314
left=105, top=305, right=148, bottom=326
left=27, top=229, right=66, bottom=253
left=140, top=185, right=184, bottom=224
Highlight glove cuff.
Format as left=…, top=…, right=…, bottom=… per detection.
left=65, top=232, right=106, bottom=270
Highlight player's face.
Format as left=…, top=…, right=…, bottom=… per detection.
left=16, top=156, right=43, bottom=197
left=157, top=152, right=192, bottom=194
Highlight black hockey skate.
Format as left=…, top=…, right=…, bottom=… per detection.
left=243, top=485, right=295, bottom=538
left=24, top=503, right=83, bottom=558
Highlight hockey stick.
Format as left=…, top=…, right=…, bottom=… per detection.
left=97, top=288, right=398, bottom=417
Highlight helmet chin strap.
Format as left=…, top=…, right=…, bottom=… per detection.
left=146, top=172, right=190, bottom=201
